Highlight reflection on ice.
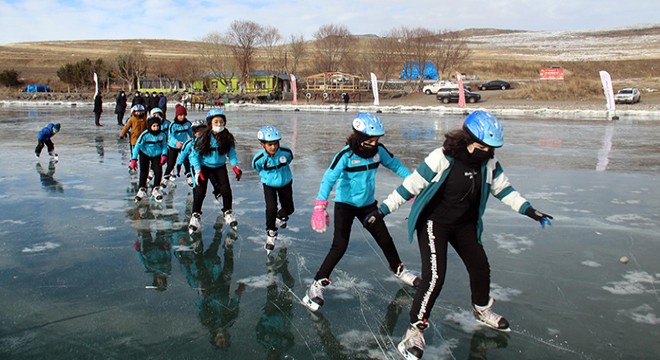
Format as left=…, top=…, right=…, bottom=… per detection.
left=1, top=107, right=659, bottom=359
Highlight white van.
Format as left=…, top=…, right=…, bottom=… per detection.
left=423, top=81, right=459, bottom=95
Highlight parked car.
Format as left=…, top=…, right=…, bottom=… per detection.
left=423, top=81, right=458, bottom=95
left=436, top=88, right=481, bottom=104
left=479, top=80, right=511, bottom=90
left=614, top=88, right=641, bottom=104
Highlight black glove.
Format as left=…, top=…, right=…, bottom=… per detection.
left=362, top=209, right=384, bottom=228
left=525, top=207, right=553, bottom=229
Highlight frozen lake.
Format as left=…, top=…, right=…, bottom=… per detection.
left=0, top=106, right=658, bottom=359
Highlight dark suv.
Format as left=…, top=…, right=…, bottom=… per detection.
left=436, top=88, right=481, bottom=104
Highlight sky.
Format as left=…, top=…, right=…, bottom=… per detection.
left=1, top=0, right=658, bottom=44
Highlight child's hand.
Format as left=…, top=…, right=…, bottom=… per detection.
left=176, top=141, right=183, bottom=149
left=129, top=159, right=138, bottom=170
left=232, top=166, right=242, bottom=181
left=160, top=155, right=167, bottom=166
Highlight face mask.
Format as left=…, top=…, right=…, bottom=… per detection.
left=469, top=147, right=494, bottom=162
left=212, top=126, right=225, bottom=133
left=355, top=142, right=379, bottom=159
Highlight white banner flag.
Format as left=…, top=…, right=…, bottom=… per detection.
left=93, top=72, right=99, bottom=96
left=599, top=70, right=616, bottom=112
left=370, top=72, right=379, bottom=106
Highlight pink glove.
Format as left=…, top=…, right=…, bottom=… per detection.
left=129, top=159, right=138, bottom=170
left=160, top=155, right=167, bottom=165
left=232, top=165, right=242, bottom=181
left=311, top=200, right=330, bottom=233
left=133, top=240, right=141, bottom=251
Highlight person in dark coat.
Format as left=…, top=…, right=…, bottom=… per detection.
left=93, top=92, right=103, bottom=126
left=148, top=91, right=159, bottom=113
left=158, top=92, right=168, bottom=118
left=131, top=91, right=144, bottom=107
left=115, top=91, right=127, bottom=126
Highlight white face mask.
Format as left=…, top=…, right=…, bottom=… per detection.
left=212, top=126, right=225, bottom=133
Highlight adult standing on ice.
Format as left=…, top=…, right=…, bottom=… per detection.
left=93, top=91, right=103, bottom=126
left=115, top=90, right=127, bottom=126
left=364, top=110, right=553, bottom=360
left=301, top=112, right=420, bottom=313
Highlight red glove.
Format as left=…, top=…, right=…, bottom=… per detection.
left=129, top=159, right=138, bottom=170
left=160, top=155, right=167, bottom=165
left=133, top=240, right=140, bottom=251
left=232, top=166, right=242, bottom=181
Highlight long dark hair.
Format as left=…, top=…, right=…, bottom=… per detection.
left=195, top=127, right=236, bottom=156
left=346, top=130, right=371, bottom=151
left=442, top=129, right=472, bottom=157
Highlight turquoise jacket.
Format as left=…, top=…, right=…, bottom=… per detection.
left=189, top=135, right=238, bottom=170
left=252, top=146, right=294, bottom=188
left=132, top=130, right=168, bottom=159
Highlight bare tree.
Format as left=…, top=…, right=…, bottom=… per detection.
left=312, top=24, right=352, bottom=73
left=389, top=27, right=436, bottom=89
left=431, top=30, right=471, bottom=79
left=171, top=57, right=200, bottom=90
left=288, top=33, right=307, bottom=75
left=199, top=31, right=236, bottom=91
left=226, top=20, right=264, bottom=92
left=365, top=35, right=401, bottom=89
left=115, top=48, right=148, bottom=92
left=262, top=25, right=282, bottom=72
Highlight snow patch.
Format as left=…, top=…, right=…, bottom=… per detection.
left=581, top=260, right=602, bottom=268
left=95, top=226, right=116, bottom=231
left=490, top=283, right=522, bottom=301
left=22, top=242, right=60, bottom=253
left=491, top=233, right=534, bottom=254
left=602, top=271, right=657, bottom=295
left=617, top=304, right=660, bottom=325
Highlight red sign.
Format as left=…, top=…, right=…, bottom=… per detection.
left=539, top=67, right=564, bottom=80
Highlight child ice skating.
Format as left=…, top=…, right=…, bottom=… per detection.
left=177, top=119, right=208, bottom=187
left=162, top=104, right=192, bottom=190
left=301, top=112, right=420, bottom=312
left=35, top=123, right=60, bottom=160
left=120, top=104, right=148, bottom=153
left=365, top=111, right=553, bottom=359
left=188, top=109, right=243, bottom=234
left=130, top=116, right=168, bottom=203
left=251, top=126, right=295, bottom=254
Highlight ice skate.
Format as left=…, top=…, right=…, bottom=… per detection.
left=302, top=278, right=331, bottom=312
left=167, top=174, right=177, bottom=189
left=395, top=264, right=420, bottom=288
left=160, top=175, right=170, bottom=190
left=223, top=210, right=238, bottom=228
left=473, top=297, right=511, bottom=332
left=188, top=212, right=201, bottom=234
left=185, top=173, right=193, bottom=187
left=151, top=186, right=163, bottom=203
left=275, top=215, right=288, bottom=229
left=35, top=153, right=40, bottom=159
left=147, top=169, right=154, bottom=183
left=264, top=229, right=277, bottom=254
left=134, top=187, right=147, bottom=203
left=49, top=152, right=58, bottom=162
left=398, top=320, right=428, bottom=360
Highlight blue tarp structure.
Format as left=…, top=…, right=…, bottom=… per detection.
left=22, top=84, right=51, bottom=93
left=400, top=61, right=438, bottom=80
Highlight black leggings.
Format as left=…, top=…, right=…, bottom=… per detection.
left=263, top=181, right=295, bottom=231
left=35, top=139, right=54, bottom=156
left=315, top=201, right=402, bottom=280
left=164, top=146, right=181, bottom=177
left=138, top=152, right=163, bottom=189
left=409, top=219, right=490, bottom=324
left=192, top=165, right=232, bottom=214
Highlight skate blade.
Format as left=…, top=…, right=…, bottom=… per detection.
left=397, top=342, right=422, bottom=360
left=301, top=295, right=320, bottom=312
left=476, top=319, right=511, bottom=333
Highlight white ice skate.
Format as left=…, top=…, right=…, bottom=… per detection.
left=302, top=278, right=331, bottom=312
left=264, top=229, right=277, bottom=254
left=223, top=210, right=238, bottom=228
left=151, top=186, right=163, bottom=203
left=395, top=264, right=420, bottom=288
left=275, top=216, right=287, bottom=229
left=185, top=173, right=193, bottom=187
left=398, top=320, right=428, bottom=360
left=134, top=187, right=148, bottom=203
left=473, top=297, right=511, bottom=332
left=188, top=212, right=201, bottom=234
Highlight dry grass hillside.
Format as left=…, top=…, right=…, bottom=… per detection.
left=1, top=25, right=659, bottom=103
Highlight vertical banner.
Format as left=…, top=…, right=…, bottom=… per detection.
left=456, top=72, right=465, bottom=107
left=370, top=72, right=379, bottom=106
left=290, top=74, right=298, bottom=105
left=93, top=72, right=99, bottom=96
left=599, top=70, right=616, bottom=112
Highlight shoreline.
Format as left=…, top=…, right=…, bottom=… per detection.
left=1, top=99, right=658, bottom=121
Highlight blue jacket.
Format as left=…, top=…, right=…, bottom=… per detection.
left=252, top=146, right=294, bottom=188
left=167, top=119, right=193, bottom=148
left=190, top=135, right=238, bottom=170
left=37, top=123, right=58, bottom=142
left=132, top=130, right=168, bottom=159
left=177, top=137, right=195, bottom=166
left=317, top=144, right=411, bottom=207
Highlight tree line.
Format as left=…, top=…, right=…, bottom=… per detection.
left=3, top=20, right=470, bottom=93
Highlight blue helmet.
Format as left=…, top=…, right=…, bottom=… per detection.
left=257, top=126, right=281, bottom=142
left=206, top=108, right=226, bottom=123
left=131, top=104, right=145, bottom=113
left=463, top=110, right=504, bottom=148
left=352, top=112, right=385, bottom=137
left=191, top=119, right=207, bottom=131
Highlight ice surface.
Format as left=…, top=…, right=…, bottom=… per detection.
left=0, top=105, right=658, bottom=359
